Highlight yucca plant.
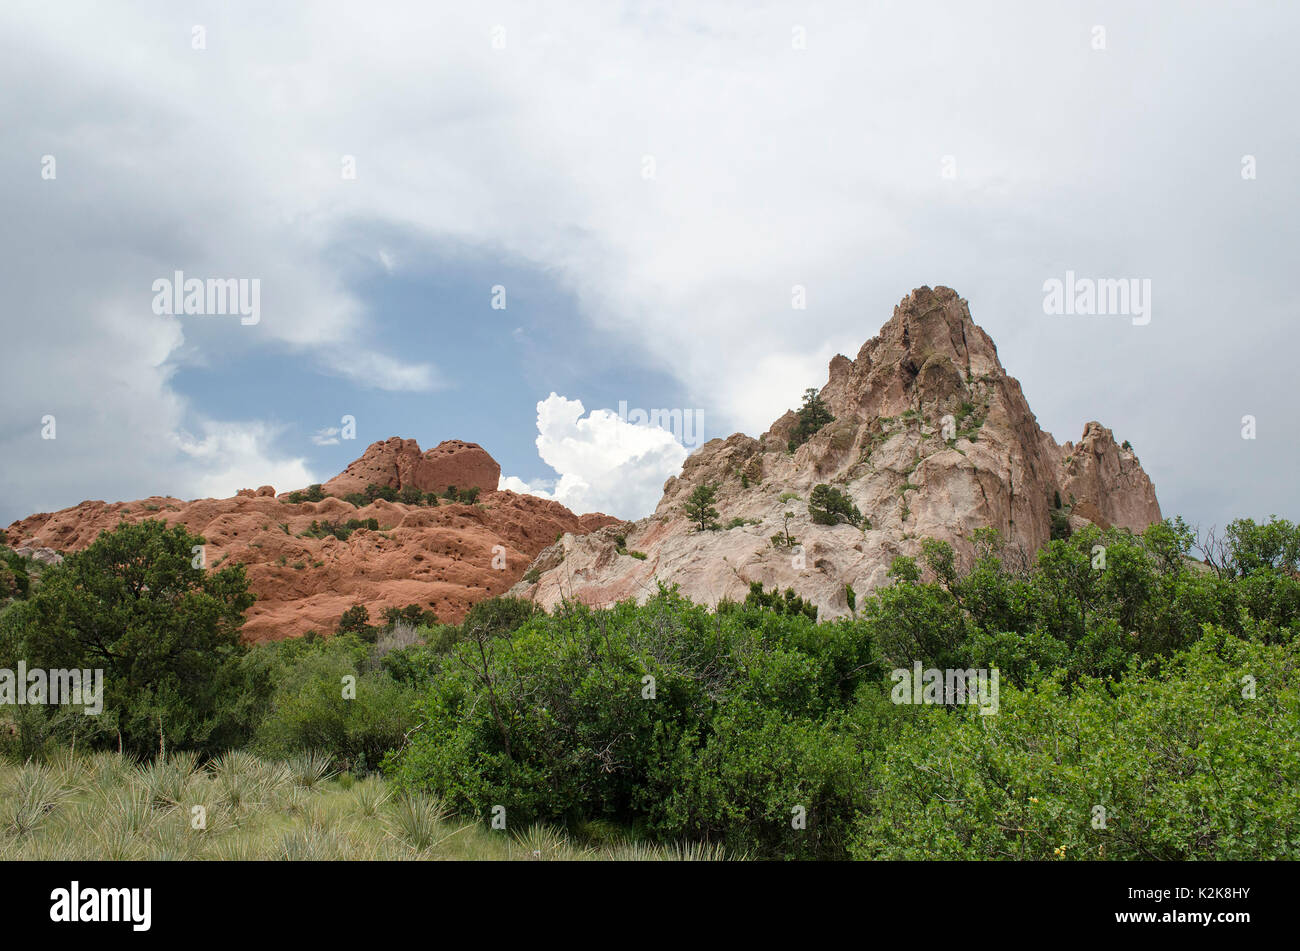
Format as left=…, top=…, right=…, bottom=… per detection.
left=210, top=834, right=263, bottom=861
left=91, top=821, right=145, bottom=861
left=663, top=840, right=731, bottom=861
left=144, top=812, right=205, bottom=861
left=352, top=777, right=389, bottom=819
left=287, top=751, right=335, bottom=789
left=135, top=751, right=200, bottom=810
left=101, top=786, right=157, bottom=835
left=510, top=823, right=587, bottom=861
left=385, top=792, right=452, bottom=853
left=278, top=826, right=348, bottom=861
left=85, top=750, right=135, bottom=792
left=2, top=762, right=72, bottom=839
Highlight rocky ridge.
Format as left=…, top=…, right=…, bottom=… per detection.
left=509, top=286, right=1162, bottom=617
left=6, top=440, right=616, bottom=642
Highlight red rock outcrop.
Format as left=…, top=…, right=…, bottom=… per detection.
left=6, top=442, right=616, bottom=642
left=511, top=286, right=1163, bottom=618
left=320, top=438, right=501, bottom=499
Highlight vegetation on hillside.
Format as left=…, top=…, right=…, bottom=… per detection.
left=2, top=513, right=1297, bottom=860
left=788, top=388, right=834, bottom=452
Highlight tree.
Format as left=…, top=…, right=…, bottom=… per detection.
left=383, top=603, right=437, bottom=629
left=683, top=483, right=720, bottom=532
left=3, top=519, right=257, bottom=756
left=338, top=604, right=378, bottom=642
left=809, top=484, right=862, bottom=526
left=398, top=485, right=424, bottom=505
left=788, top=388, right=834, bottom=451
left=770, top=511, right=798, bottom=549
left=364, top=483, right=398, bottom=503
left=743, top=581, right=817, bottom=620
left=1225, top=516, right=1300, bottom=576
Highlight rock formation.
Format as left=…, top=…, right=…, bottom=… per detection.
left=321, top=437, right=501, bottom=498
left=5, top=440, right=616, bottom=642
left=509, top=286, right=1162, bottom=618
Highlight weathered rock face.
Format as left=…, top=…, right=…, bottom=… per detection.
left=5, top=442, right=616, bottom=642
left=12, top=545, right=62, bottom=566
left=510, top=286, right=1163, bottom=618
left=321, top=437, right=501, bottom=499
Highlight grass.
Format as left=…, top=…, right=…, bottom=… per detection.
left=0, top=752, right=732, bottom=861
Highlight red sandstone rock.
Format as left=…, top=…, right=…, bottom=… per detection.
left=319, top=437, right=501, bottom=499
left=5, top=444, right=615, bottom=643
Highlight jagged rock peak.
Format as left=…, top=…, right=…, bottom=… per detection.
left=513, top=285, right=1164, bottom=620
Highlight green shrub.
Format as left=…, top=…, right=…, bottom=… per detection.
left=850, top=632, right=1300, bottom=860
left=743, top=581, right=818, bottom=621
left=808, top=484, right=862, bottom=526
left=248, top=634, right=420, bottom=774
left=337, top=605, right=378, bottom=643
left=383, top=587, right=869, bottom=857
left=787, top=388, right=834, bottom=452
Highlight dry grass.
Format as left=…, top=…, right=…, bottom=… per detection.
left=0, top=752, right=732, bottom=861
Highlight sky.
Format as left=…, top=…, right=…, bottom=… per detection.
left=1, top=0, right=1296, bottom=531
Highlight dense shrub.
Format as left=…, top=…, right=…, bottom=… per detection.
left=382, top=587, right=873, bottom=857
left=851, top=632, right=1300, bottom=859
left=303, top=518, right=379, bottom=541
left=5, top=512, right=1296, bottom=860
left=381, top=517, right=1300, bottom=858
left=248, top=633, right=420, bottom=774
left=286, top=484, right=327, bottom=504
left=738, top=581, right=818, bottom=621
left=364, top=484, right=399, bottom=503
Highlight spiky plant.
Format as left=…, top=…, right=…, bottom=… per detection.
left=385, top=792, right=452, bottom=853
left=352, top=777, right=389, bottom=819
left=510, top=823, right=588, bottom=861
left=1, top=762, right=72, bottom=839
left=287, top=751, right=335, bottom=789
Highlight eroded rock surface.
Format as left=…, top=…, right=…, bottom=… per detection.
left=510, top=286, right=1162, bottom=618
left=6, top=442, right=615, bottom=642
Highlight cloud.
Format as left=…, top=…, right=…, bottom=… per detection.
left=311, top=427, right=341, bottom=446
left=1, top=2, right=1296, bottom=530
left=501, top=393, right=687, bottom=517
left=171, top=422, right=316, bottom=499
left=316, top=347, right=444, bottom=393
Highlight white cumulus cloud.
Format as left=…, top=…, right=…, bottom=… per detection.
left=500, top=393, right=688, bottom=518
